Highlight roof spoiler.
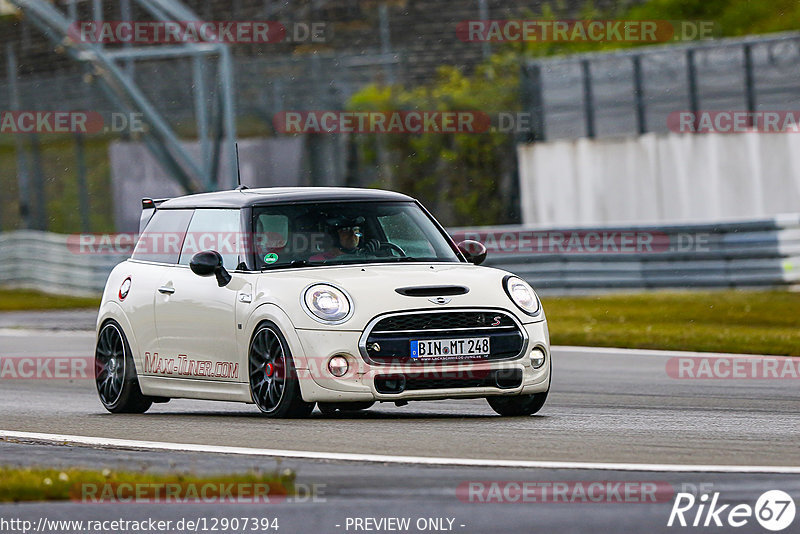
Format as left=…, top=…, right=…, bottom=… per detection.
left=139, top=197, right=171, bottom=233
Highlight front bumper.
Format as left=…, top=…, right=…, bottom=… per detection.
left=293, top=321, right=550, bottom=403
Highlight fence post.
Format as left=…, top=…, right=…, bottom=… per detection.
left=686, top=49, right=700, bottom=130
left=632, top=55, right=647, bottom=134
left=6, top=44, right=32, bottom=230
left=581, top=59, right=596, bottom=138
left=743, top=43, right=757, bottom=127
left=29, top=132, right=47, bottom=231
left=521, top=62, right=545, bottom=142
left=75, top=132, right=91, bottom=233
left=378, top=3, right=395, bottom=84
left=478, top=0, right=491, bottom=60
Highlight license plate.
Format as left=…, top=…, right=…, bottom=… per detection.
left=410, top=337, right=490, bottom=359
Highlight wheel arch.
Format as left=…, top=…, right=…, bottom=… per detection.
left=96, top=300, right=143, bottom=375
left=244, top=303, right=329, bottom=403
left=244, top=303, right=308, bottom=369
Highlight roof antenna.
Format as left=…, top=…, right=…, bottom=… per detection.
left=234, top=142, right=248, bottom=191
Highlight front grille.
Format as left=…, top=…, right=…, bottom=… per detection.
left=374, top=369, right=523, bottom=394
left=362, top=310, right=525, bottom=365
left=372, top=311, right=516, bottom=333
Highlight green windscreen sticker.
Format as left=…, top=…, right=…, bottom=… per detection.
left=264, top=253, right=279, bottom=264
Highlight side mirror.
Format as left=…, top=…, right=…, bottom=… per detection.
left=190, top=250, right=232, bottom=287
left=457, top=240, right=487, bottom=266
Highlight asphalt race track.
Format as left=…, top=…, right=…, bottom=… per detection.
left=0, top=321, right=798, bottom=533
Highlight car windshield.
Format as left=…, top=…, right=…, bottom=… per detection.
left=252, top=201, right=460, bottom=269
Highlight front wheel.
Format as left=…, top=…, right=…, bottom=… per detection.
left=487, top=390, right=548, bottom=416
left=95, top=321, right=152, bottom=414
left=249, top=324, right=315, bottom=418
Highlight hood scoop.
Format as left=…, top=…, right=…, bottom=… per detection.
left=395, top=285, right=469, bottom=297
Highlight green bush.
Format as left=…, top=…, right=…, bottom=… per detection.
left=348, top=54, right=523, bottom=226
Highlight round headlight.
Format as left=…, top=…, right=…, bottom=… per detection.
left=303, top=284, right=352, bottom=323
left=504, top=276, right=541, bottom=315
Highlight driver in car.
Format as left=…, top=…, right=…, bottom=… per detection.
left=310, top=216, right=381, bottom=261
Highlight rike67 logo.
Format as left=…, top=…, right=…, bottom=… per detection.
left=668, top=490, right=796, bottom=531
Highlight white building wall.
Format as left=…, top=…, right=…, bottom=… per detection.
left=517, top=132, right=800, bottom=225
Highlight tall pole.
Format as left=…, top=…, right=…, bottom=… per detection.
left=633, top=55, right=647, bottom=134
left=6, top=44, right=32, bottom=229
left=75, top=133, right=91, bottom=233
left=581, top=59, right=596, bottom=138
left=686, top=49, right=700, bottom=130
left=743, top=44, right=757, bottom=127
left=219, top=47, right=239, bottom=190
left=478, top=0, right=490, bottom=60
left=378, top=3, right=395, bottom=85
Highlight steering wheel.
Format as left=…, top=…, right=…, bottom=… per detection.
left=378, top=242, right=406, bottom=257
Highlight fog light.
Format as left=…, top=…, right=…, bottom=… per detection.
left=328, top=355, right=349, bottom=377
left=530, top=347, right=546, bottom=369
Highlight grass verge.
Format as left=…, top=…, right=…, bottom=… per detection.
left=544, top=290, right=800, bottom=356
left=0, top=289, right=99, bottom=311
left=0, top=466, right=294, bottom=503
left=0, top=288, right=797, bottom=355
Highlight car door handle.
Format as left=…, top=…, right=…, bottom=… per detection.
left=158, top=286, right=175, bottom=295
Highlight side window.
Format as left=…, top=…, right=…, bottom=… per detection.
left=179, top=209, right=242, bottom=270
left=132, top=209, right=193, bottom=264
left=255, top=213, right=289, bottom=255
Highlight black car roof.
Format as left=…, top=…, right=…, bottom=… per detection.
left=157, top=187, right=414, bottom=209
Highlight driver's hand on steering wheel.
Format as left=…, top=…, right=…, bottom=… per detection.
left=359, top=238, right=381, bottom=255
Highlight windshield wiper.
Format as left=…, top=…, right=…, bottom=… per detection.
left=261, top=260, right=318, bottom=271
left=379, top=256, right=440, bottom=263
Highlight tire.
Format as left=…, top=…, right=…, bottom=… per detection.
left=95, top=321, right=152, bottom=414
left=487, top=390, right=548, bottom=416
left=249, top=323, right=315, bottom=418
left=318, top=401, right=374, bottom=415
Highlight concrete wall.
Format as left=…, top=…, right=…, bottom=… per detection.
left=517, top=132, right=800, bottom=226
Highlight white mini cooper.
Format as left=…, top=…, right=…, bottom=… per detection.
left=95, top=187, right=550, bottom=417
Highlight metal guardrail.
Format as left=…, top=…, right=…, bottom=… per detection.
left=1, top=216, right=798, bottom=296
left=453, top=215, right=800, bottom=293
left=0, top=231, right=126, bottom=296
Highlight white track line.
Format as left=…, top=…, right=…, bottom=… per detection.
left=2, top=430, right=799, bottom=474
left=554, top=346, right=794, bottom=359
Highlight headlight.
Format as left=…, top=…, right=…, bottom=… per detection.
left=504, top=276, right=541, bottom=316
left=303, top=284, right=352, bottom=323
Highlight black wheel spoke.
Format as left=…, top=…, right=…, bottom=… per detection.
left=249, top=328, right=288, bottom=413
left=95, top=324, right=126, bottom=406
